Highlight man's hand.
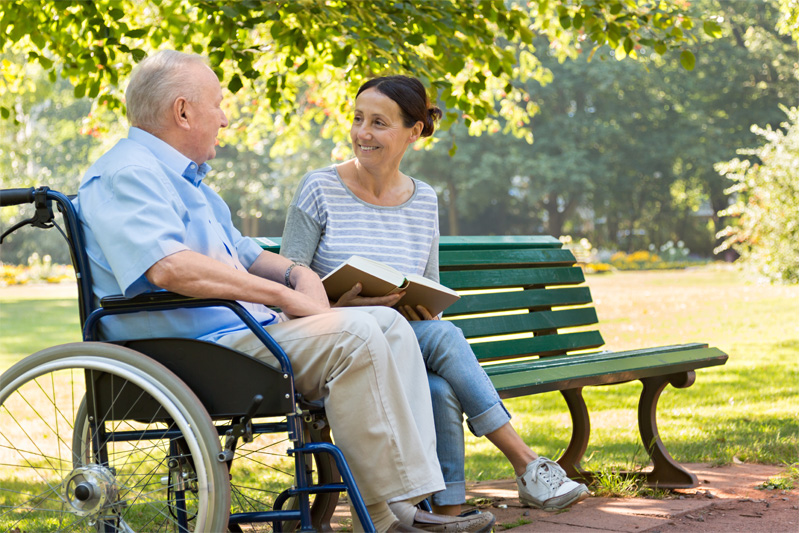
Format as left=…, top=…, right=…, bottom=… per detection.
left=332, top=283, right=404, bottom=308
left=287, top=264, right=330, bottom=309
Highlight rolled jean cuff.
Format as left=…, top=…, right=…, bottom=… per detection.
left=430, top=480, right=467, bottom=506
left=466, top=401, right=511, bottom=437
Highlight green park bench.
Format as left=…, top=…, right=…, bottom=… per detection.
left=257, top=235, right=729, bottom=489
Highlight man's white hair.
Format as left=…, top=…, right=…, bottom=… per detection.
left=125, top=50, right=210, bottom=132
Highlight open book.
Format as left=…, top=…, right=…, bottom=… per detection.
left=321, top=255, right=461, bottom=316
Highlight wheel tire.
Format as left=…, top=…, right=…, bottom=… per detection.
left=0, top=342, right=230, bottom=532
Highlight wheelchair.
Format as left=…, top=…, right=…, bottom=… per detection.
left=0, top=186, right=375, bottom=532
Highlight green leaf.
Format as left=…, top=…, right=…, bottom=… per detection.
left=73, top=82, right=86, bottom=98
left=407, top=33, right=424, bottom=46
left=221, top=5, right=239, bottom=19
left=654, top=41, right=667, bottom=55
left=703, top=20, right=722, bottom=39
left=270, top=20, right=286, bottom=40
left=228, top=74, right=243, bottom=93
left=0, top=107, right=9, bottom=119
left=126, top=28, right=148, bottom=39
left=88, top=79, right=101, bottom=98
left=680, top=50, right=695, bottom=71
left=623, top=36, right=634, bottom=54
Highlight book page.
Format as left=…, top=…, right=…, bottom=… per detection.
left=397, top=274, right=460, bottom=316
left=321, top=256, right=406, bottom=301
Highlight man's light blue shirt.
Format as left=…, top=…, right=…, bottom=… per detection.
left=75, top=127, right=278, bottom=342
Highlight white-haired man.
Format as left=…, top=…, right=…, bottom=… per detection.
left=75, top=50, right=494, bottom=532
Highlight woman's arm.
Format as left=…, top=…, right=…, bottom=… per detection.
left=281, top=202, right=404, bottom=308
left=280, top=205, right=321, bottom=267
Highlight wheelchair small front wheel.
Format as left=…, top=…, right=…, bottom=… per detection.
left=0, top=342, right=230, bottom=532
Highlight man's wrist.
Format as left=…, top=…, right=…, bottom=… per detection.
left=284, top=262, right=299, bottom=289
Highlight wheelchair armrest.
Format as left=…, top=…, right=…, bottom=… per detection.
left=101, top=291, right=196, bottom=309
left=86, top=293, right=294, bottom=376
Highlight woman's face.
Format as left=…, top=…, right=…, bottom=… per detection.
left=350, top=88, right=422, bottom=170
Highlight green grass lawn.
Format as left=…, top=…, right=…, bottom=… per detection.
left=1, top=265, right=798, bottom=483
left=463, top=265, right=799, bottom=481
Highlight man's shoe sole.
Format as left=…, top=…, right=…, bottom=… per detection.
left=414, top=510, right=496, bottom=532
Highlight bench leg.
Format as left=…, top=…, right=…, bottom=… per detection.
left=638, top=372, right=699, bottom=489
left=308, top=421, right=340, bottom=531
left=557, top=387, right=593, bottom=483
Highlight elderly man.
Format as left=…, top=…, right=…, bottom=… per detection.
left=75, top=50, right=494, bottom=532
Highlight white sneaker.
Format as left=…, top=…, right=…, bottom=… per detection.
left=516, top=457, right=590, bottom=510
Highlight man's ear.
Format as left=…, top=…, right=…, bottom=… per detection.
left=173, top=97, right=191, bottom=130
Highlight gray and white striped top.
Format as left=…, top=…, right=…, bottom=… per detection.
left=280, top=165, right=441, bottom=281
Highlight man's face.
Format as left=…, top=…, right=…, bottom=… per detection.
left=184, top=65, right=228, bottom=165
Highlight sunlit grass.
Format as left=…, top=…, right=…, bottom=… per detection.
left=464, top=265, right=798, bottom=481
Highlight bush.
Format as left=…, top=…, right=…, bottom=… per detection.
left=0, top=253, right=75, bottom=286
left=715, top=106, right=799, bottom=284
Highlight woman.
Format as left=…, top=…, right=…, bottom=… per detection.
left=280, top=75, right=590, bottom=516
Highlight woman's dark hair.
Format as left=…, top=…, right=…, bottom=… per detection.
left=356, top=75, right=443, bottom=137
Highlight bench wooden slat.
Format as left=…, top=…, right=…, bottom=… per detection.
left=485, top=345, right=728, bottom=397
left=441, top=266, right=585, bottom=290
left=439, top=249, right=577, bottom=269
left=439, top=235, right=563, bottom=250
left=452, top=307, right=599, bottom=338
left=444, top=286, right=593, bottom=316
left=470, top=330, right=605, bottom=360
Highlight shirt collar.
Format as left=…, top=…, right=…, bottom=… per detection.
left=128, top=127, right=212, bottom=186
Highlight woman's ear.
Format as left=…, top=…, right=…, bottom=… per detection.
left=409, top=120, right=424, bottom=143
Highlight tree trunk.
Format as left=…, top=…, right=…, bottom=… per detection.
left=446, top=177, right=460, bottom=236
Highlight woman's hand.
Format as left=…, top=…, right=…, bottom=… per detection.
left=332, top=282, right=405, bottom=308
left=399, top=304, right=439, bottom=322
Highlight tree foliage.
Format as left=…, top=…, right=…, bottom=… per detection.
left=1, top=0, right=710, bottom=152
left=402, top=0, right=797, bottom=253
left=715, top=106, right=799, bottom=284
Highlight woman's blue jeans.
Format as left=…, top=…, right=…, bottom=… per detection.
left=410, top=320, right=511, bottom=506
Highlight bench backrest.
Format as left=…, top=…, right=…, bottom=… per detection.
left=438, top=236, right=604, bottom=364
left=261, top=236, right=605, bottom=365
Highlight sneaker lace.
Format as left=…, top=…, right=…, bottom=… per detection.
left=532, top=458, right=568, bottom=489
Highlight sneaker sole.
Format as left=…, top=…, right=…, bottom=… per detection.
left=519, top=486, right=590, bottom=511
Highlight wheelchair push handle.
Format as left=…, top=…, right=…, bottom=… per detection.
left=0, top=187, right=36, bottom=206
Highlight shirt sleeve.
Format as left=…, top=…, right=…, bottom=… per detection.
left=279, top=204, right=322, bottom=267
left=202, top=186, right=264, bottom=270
left=423, top=233, right=440, bottom=283
left=79, top=164, right=190, bottom=296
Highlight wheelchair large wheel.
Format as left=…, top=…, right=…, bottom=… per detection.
left=0, top=342, right=230, bottom=532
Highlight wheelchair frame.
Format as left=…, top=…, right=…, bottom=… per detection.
left=0, top=186, right=374, bottom=532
